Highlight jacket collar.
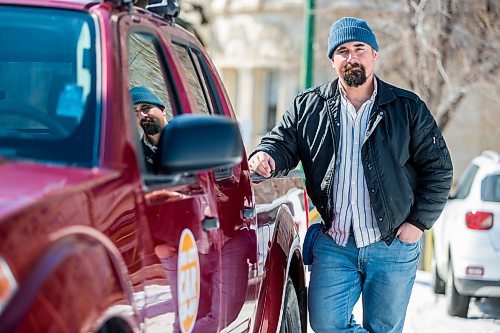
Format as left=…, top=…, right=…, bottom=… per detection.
left=317, top=75, right=396, bottom=107
left=374, top=76, right=396, bottom=107
left=317, top=79, right=339, bottom=100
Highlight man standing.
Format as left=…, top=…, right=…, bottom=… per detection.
left=130, top=86, right=168, bottom=173
left=248, top=17, right=453, bottom=332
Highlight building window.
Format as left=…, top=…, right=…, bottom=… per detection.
left=265, top=70, right=278, bottom=132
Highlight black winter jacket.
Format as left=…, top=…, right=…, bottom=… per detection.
left=253, top=77, right=453, bottom=244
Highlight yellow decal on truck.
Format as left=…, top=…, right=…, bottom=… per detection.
left=177, top=229, right=200, bottom=333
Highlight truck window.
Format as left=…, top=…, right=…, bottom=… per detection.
left=0, top=7, right=98, bottom=167
left=173, top=44, right=211, bottom=114
left=189, top=49, right=226, bottom=116
left=127, top=31, right=176, bottom=175
left=128, top=33, right=175, bottom=122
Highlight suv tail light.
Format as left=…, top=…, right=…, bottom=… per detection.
left=466, top=211, right=493, bottom=230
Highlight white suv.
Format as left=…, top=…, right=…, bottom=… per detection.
left=432, top=151, right=500, bottom=317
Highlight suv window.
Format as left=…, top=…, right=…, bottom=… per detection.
left=453, top=164, right=479, bottom=199
left=283, top=202, right=295, bottom=216
left=481, top=174, right=500, bottom=202
left=0, top=7, right=98, bottom=166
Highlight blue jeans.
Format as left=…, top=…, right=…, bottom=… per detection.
left=308, top=231, right=422, bottom=333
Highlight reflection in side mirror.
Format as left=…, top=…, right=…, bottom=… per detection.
left=158, top=114, right=242, bottom=174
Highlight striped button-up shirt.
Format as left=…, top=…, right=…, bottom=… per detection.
left=326, top=79, right=382, bottom=248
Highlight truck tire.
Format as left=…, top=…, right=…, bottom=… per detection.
left=446, top=262, right=470, bottom=318
left=431, top=257, right=445, bottom=295
left=97, top=318, right=133, bottom=333
left=279, top=277, right=301, bottom=333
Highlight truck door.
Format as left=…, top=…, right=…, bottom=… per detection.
left=120, top=19, right=223, bottom=333
left=168, top=39, right=258, bottom=332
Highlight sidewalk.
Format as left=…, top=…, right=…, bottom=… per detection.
left=307, top=270, right=500, bottom=333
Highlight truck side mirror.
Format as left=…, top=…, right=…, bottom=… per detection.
left=158, top=114, right=242, bottom=174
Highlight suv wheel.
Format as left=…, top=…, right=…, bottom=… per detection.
left=279, top=277, right=301, bottom=333
left=446, top=262, right=470, bottom=318
left=431, top=255, right=445, bottom=295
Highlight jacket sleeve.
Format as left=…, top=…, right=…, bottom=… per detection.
left=249, top=99, right=300, bottom=176
left=406, top=99, right=453, bottom=230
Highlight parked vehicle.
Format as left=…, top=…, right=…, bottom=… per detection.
left=0, top=1, right=307, bottom=332
left=254, top=187, right=309, bottom=248
left=432, top=151, right=500, bottom=317
left=285, top=188, right=309, bottom=244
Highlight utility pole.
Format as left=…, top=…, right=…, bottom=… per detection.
left=301, top=0, right=315, bottom=90
left=297, top=0, right=315, bottom=177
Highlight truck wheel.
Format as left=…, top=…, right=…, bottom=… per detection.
left=431, top=257, right=445, bottom=295
left=97, top=318, right=133, bottom=333
left=446, top=262, right=470, bottom=318
left=279, top=277, right=301, bottom=333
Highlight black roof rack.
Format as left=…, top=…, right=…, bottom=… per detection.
left=102, top=0, right=136, bottom=5
left=146, top=0, right=180, bottom=24
left=101, top=0, right=136, bottom=11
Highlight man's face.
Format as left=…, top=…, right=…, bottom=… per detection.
left=134, top=103, right=168, bottom=135
left=330, top=41, right=378, bottom=87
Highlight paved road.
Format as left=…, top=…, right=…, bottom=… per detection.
left=308, top=271, right=500, bottom=333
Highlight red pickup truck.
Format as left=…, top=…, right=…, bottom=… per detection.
left=0, top=1, right=307, bottom=332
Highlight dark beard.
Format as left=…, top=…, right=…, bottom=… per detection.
left=141, top=119, right=162, bottom=135
left=342, top=63, right=367, bottom=87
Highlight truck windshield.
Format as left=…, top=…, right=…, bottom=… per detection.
left=0, top=6, right=98, bottom=167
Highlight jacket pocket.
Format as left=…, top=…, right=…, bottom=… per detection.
left=430, top=132, right=448, bottom=168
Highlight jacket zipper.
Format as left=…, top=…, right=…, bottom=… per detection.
left=326, top=99, right=339, bottom=224
left=363, top=107, right=395, bottom=236
left=363, top=107, right=384, bottom=145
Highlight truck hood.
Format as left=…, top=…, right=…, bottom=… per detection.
left=0, top=160, right=116, bottom=220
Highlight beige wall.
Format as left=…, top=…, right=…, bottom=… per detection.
left=443, top=86, right=500, bottom=182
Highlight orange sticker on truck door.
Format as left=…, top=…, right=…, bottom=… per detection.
left=177, top=229, right=200, bottom=333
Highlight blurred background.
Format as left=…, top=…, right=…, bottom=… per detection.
left=150, top=0, right=500, bottom=183
left=159, top=3, right=500, bottom=327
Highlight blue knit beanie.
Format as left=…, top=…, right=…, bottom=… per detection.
left=327, top=17, right=378, bottom=59
left=130, top=86, right=165, bottom=109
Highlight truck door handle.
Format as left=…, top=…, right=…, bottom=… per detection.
left=214, top=166, right=233, bottom=180
left=243, top=207, right=255, bottom=219
left=202, top=217, right=220, bottom=231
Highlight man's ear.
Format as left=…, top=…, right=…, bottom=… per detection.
left=372, top=49, right=378, bottom=61
left=330, top=58, right=336, bottom=69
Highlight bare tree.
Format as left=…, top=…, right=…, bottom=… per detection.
left=401, top=0, right=499, bottom=130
